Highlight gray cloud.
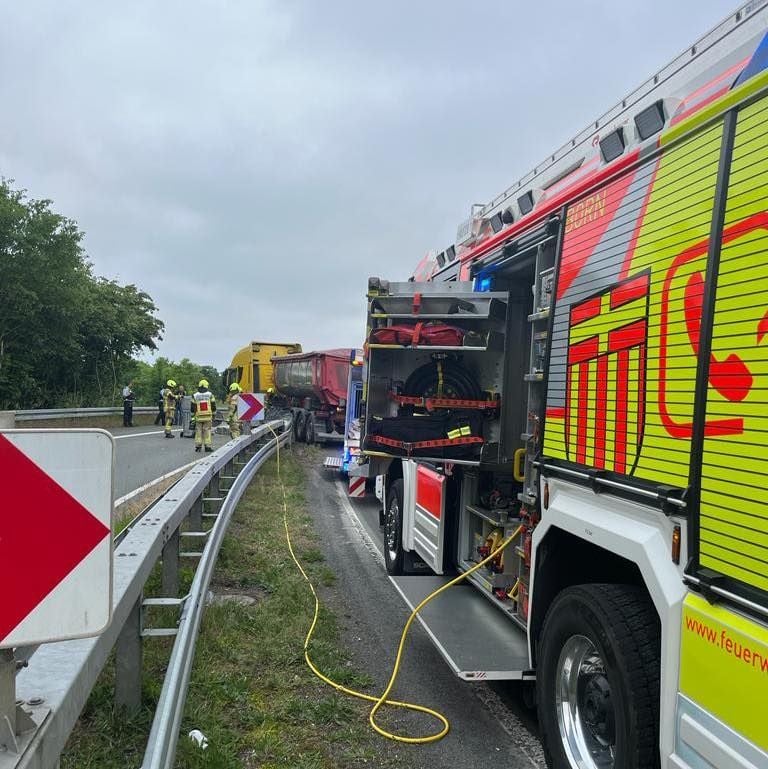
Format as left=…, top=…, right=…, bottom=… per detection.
left=0, top=0, right=733, bottom=369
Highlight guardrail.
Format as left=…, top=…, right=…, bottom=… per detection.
left=7, top=418, right=291, bottom=769
left=14, top=407, right=157, bottom=422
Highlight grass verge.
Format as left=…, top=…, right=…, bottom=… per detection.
left=62, top=445, right=403, bottom=769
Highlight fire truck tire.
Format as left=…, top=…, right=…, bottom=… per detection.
left=536, top=583, right=660, bottom=769
left=383, top=479, right=405, bottom=575
left=305, top=414, right=315, bottom=444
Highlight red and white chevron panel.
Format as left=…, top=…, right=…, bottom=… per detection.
left=348, top=476, right=366, bottom=498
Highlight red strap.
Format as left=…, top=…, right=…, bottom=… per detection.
left=368, top=434, right=483, bottom=456
left=413, top=322, right=423, bottom=346
left=413, top=292, right=422, bottom=315
left=389, top=392, right=500, bottom=411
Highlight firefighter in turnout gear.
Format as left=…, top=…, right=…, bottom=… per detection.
left=163, top=380, right=178, bottom=438
left=192, top=379, right=216, bottom=452
left=227, top=382, right=242, bottom=438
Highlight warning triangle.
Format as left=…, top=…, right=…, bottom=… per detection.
left=0, top=435, right=110, bottom=642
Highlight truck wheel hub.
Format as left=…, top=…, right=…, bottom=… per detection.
left=580, top=673, right=615, bottom=745
left=555, top=635, right=616, bottom=769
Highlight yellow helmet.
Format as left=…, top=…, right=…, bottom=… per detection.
left=198, top=379, right=209, bottom=389
left=267, top=387, right=275, bottom=394
left=167, top=379, right=177, bottom=388
left=229, top=383, right=241, bottom=392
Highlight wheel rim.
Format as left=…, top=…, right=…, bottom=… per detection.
left=385, top=494, right=399, bottom=563
left=555, top=635, right=616, bottom=769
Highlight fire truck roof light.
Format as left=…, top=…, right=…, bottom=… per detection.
left=634, top=99, right=665, bottom=140
left=476, top=276, right=492, bottom=292
left=599, top=127, right=625, bottom=163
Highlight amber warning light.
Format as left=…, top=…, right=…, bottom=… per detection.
left=671, top=525, right=681, bottom=564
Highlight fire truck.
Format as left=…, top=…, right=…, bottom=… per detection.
left=358, top=4, right=768, bottom=768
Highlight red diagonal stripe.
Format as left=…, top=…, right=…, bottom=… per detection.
left=0, top=435, right=110, bottom=642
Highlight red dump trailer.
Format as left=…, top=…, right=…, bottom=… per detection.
left=271, top=349, right=352, bottom=444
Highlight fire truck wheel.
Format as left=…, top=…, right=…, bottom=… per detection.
left=383, top=478, right=405, bottom=575
left=536, top=583, right=660, bottom=769
left=305, top=415, right=315, bottom=444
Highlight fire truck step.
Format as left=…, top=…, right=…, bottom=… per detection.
left=389, top=576, right=533, bottom=681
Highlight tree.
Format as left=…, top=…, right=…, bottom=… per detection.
left=77, top=279, right=164, bottom=405
left=0, top=180, right=164, bottom=408
left=130, top=357, right=225, bottom=405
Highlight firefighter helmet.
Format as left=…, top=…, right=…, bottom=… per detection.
left=167, top=379, right=177, bottom=388
left=229, top=383, right=241, bottom=393
left=199, top=379, right=209, bottom=389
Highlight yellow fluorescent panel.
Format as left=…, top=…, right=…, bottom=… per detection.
left=680, top=593, right=768, bottom=753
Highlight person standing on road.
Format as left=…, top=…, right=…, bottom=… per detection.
left=191, top=379, right=216, bottom=452
left=122, top=382, right=135, bottom=427
left=175, top=383, right=186, bottom=425
left=227, top=383, right=242, bottom=438
left=154, top=386, right=165, bottom=425
left=164, top=380, right=178, bottom=438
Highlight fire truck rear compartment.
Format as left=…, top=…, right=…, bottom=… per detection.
left=389, top=576, right=533, bottom=680
left=364, top=269, right=539, bottom=465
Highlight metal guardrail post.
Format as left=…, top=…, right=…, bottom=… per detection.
left=0, top=412, right=14, bottom=429
left=0, top=647, right=35, bottom=754
left=161, top=530, right=180, bottom=597
left=0, top=650, right=18, bottom=751
left=114, top=596, right=143, bottom=713
left=208, top=473, right=220, bottom=500
left=189, top=496, right=203, bottom=530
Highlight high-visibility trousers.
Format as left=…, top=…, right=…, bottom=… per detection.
left=195, top=418, right=212, bottom=448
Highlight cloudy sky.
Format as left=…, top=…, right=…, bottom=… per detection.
left=0, top=1, right=735, bottom=370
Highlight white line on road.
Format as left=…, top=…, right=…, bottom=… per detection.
left=113, top=430, right=166, bottom=440
left=114, top=459, right=202, bottom=507
left=333, top=479, right=385, bottom=567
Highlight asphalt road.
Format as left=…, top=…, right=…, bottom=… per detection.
left=304, top=453, right=545, bottom=769
left=108, top=424, right=230, bottom=499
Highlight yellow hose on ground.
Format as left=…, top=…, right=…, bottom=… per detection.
left=266, top=425, right=521, bottom=744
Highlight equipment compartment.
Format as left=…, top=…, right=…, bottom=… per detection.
left=363, top=279, right=509, bottom=464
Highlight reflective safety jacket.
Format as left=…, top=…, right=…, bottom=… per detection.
left=227, top=392, right=240, bottom=421
left=192, top=390, right=216, bottom=421
left=164, top=388, right=177, bottom=413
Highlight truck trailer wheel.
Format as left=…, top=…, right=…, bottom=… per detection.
left=295, top=410, right=307, bottom=442
left=536, top=584, right=660, bottom=769
left=305, top=414, right=315, bottom=444
left=383, top=479, right=405, bottom=575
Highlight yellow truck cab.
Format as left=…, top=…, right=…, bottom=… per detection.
left=223, top=341, right=302, bottom=394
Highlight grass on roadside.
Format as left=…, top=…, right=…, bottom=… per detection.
left=62, top=445, right=403, bottom=769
